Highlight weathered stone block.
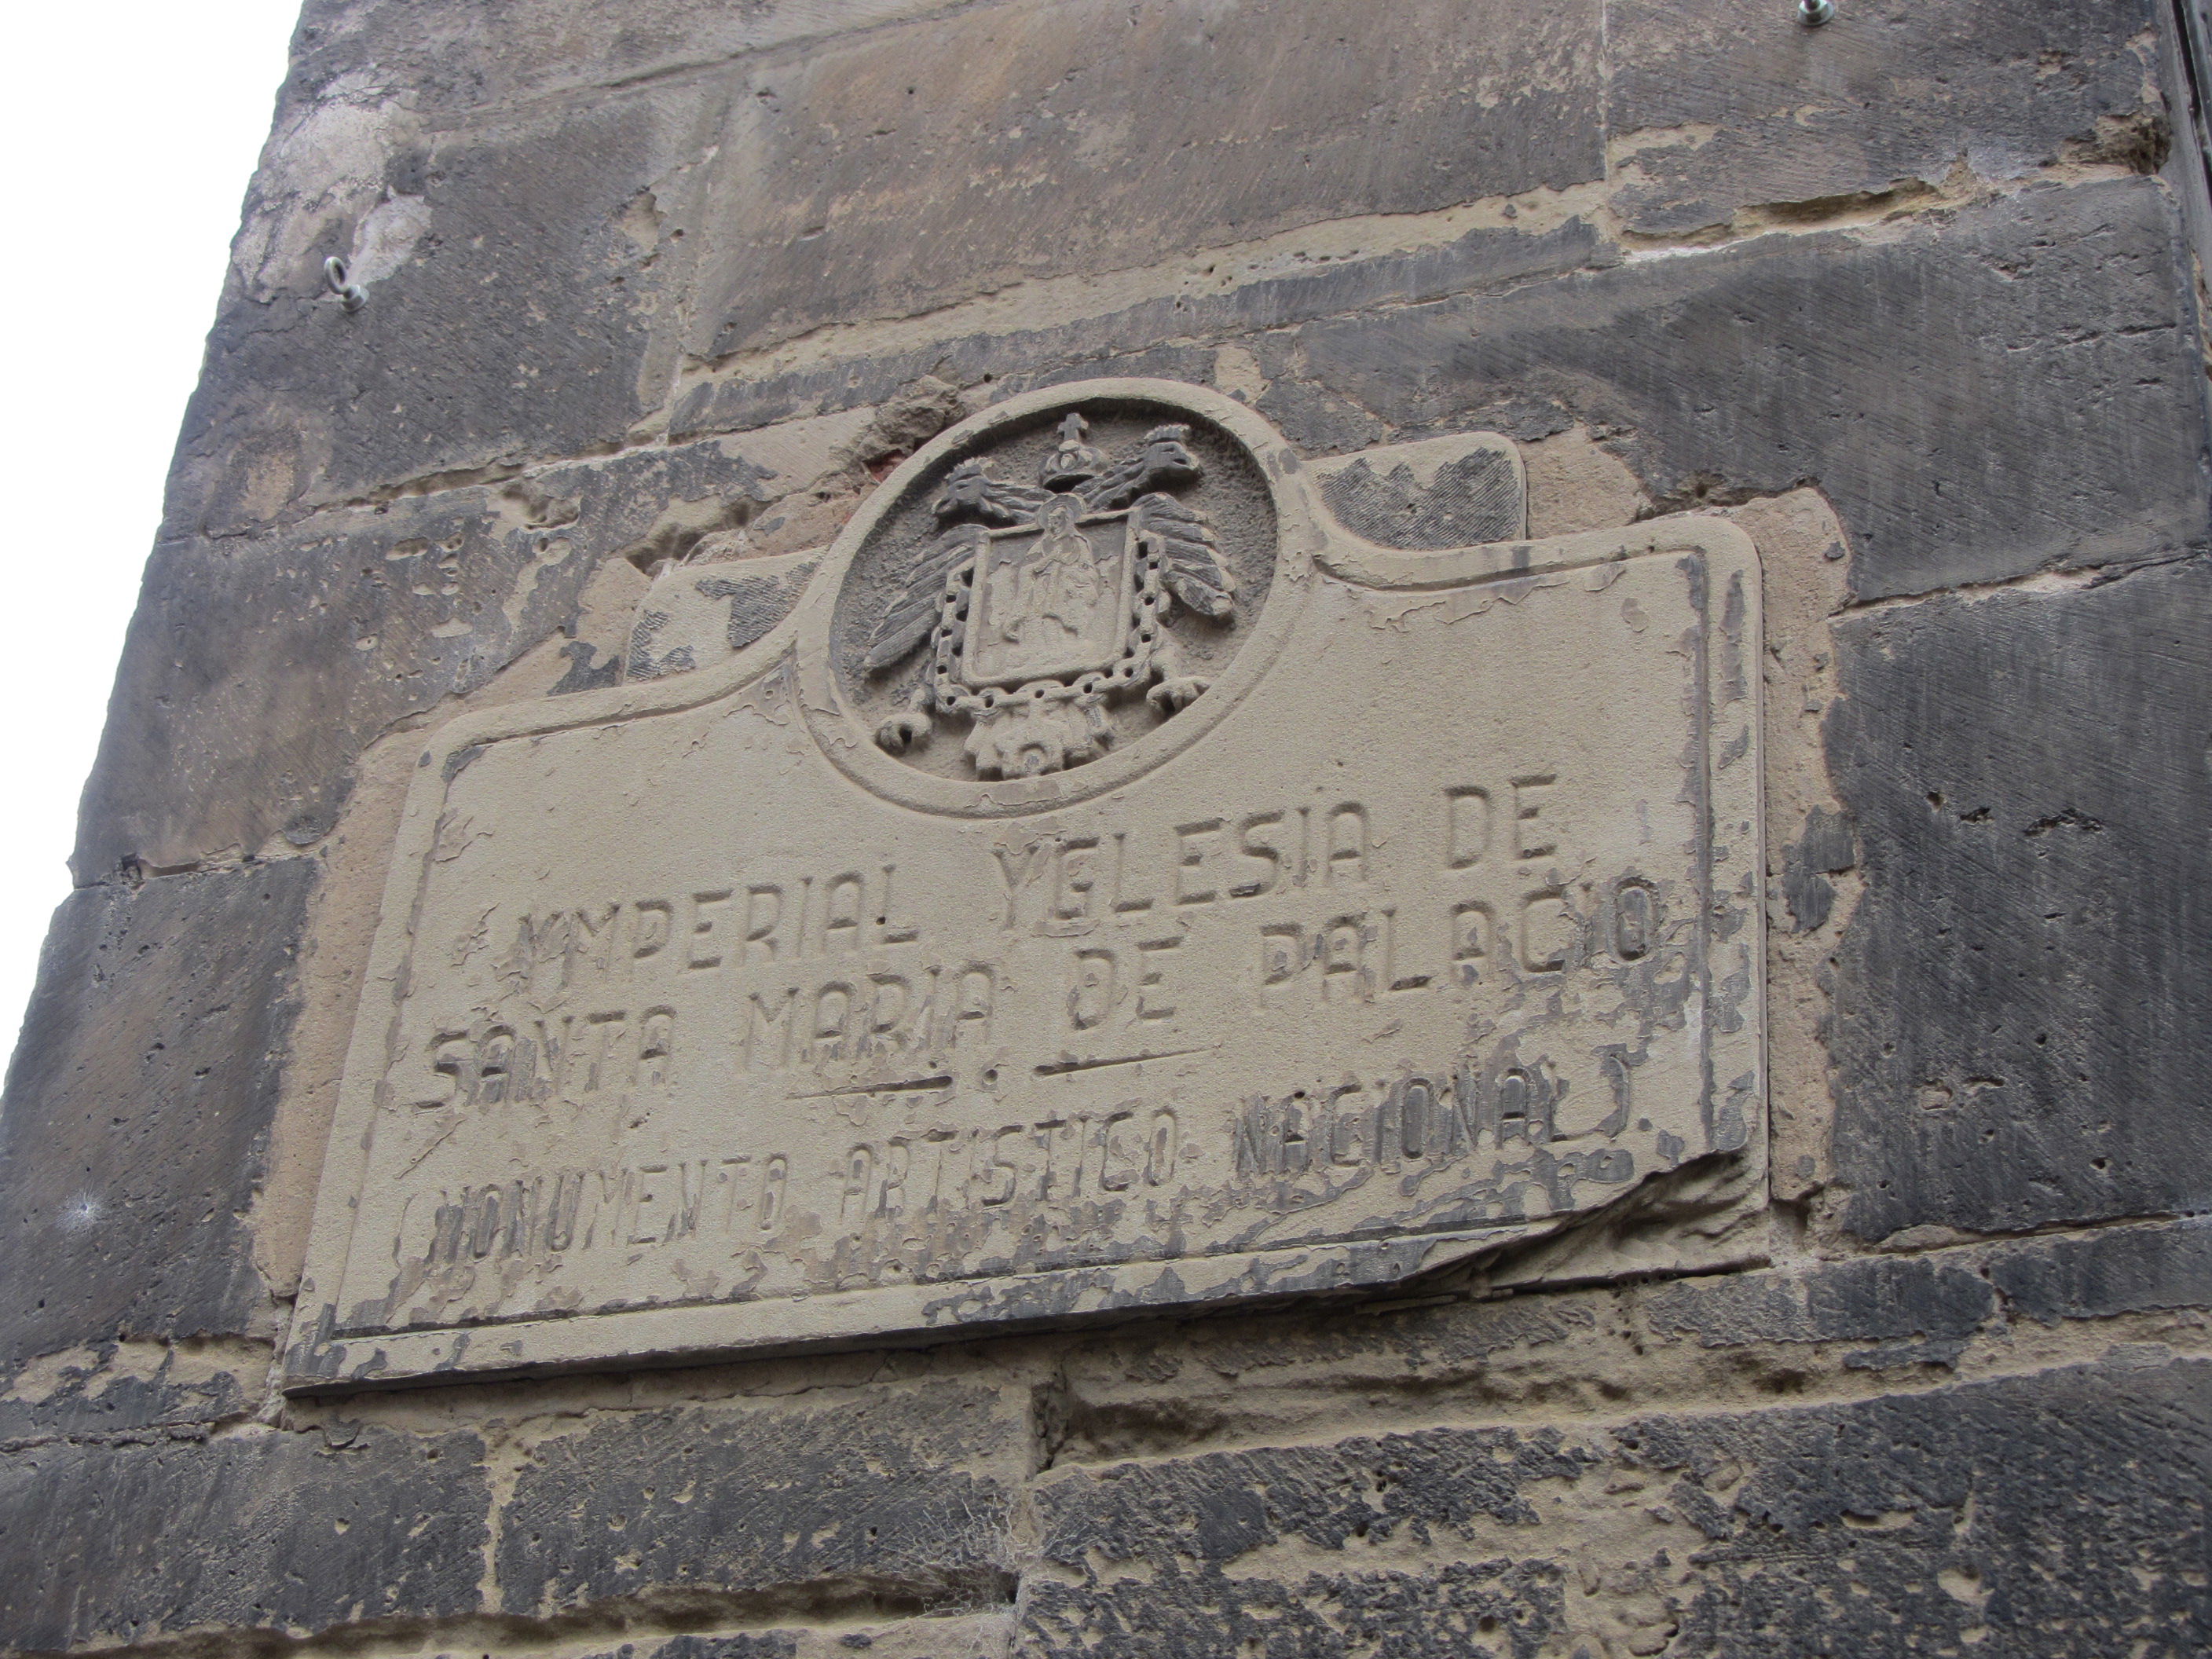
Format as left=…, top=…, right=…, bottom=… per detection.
left=1987, top=1216, right=2212, bottom=1324
left=1643, top=1360, right=2212, bottom=1654
left=0, top=1425, right=488, bottom=1650
left=1644, top=1255, right=1995, bottom=1365
left=1609, top=0, right=2163, bottom=236
left=1039, top=1426, right=1591, bottom=1570
left=80, top=435, right=797, bottom=880
left=0, top=862, right=313, bottom=1370
left=672, top=218, right=1608, bottom=444
left=164, top=82, right=716, bottom=538
left=1027, top=1359, right=2212, bottom=1657
left=497, top=1384, right=1017, bottom=1616
left=689, top=0, right=1606, bottom=359
left=1290, top=178, right=2210, bottom=601
left=284, top=0, right=969, bottom=116
left=0, top=1342, right=256, bottom=1445
left=1827, top=558, right=2212, bottom=1239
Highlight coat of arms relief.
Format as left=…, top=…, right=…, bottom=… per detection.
left=858, top=413, right=1240, bottom=778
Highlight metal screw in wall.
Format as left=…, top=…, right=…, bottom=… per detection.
left=1799, top=0, right=1835, bottom=24
left=324, top=255, right=368, bottom=313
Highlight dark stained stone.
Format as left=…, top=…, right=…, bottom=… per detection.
left=497, top=1384, right=1017, bottom=1617
left=0, top=861, right=313, bottom=1370
left=0, top=1346, right=254, bottom=1446
left=1826, top=558, right=2212, bottom=1240
left=1038, top=1427, right=1591, bottom=1569
left=0, top=1425, right=488, bottom=1650
left=673, top=218, right=1607, bottom=444
left=1987, top=1217, right=2212, bottom=1324
left=1027, top=1359, right=2212, bottom=1659
left=1024, top=1559, right=1569, bottom=1659
left=1287, top=178, right=2211, bottom=601
left=1782, top=805, right=1857, bottom=933
left=1317, top=448, right=1524, bottom=548
left=688, top=0, right=1606, bottom=360
left=163, top=82, right=714, bottom=540
left=78, top=438, right=775, bottom=880
left=1641, top=1359, right=2212, bottom=1656
left=1644, top=1255, right=1994, bottom=1365
left=1608, top=0, right=2163, bottom=236
left=283, top=0, right=965, bottom=116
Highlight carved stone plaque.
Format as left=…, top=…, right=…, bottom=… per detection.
left=289, top=380, right=1763, bottom=1388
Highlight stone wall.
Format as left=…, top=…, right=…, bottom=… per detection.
left=4, top=1, right=2210, bottom=1654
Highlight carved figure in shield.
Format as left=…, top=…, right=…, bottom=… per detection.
left=862, top=413, right=1237, bottom=778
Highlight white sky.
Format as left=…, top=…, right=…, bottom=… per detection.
left=0, top=1, right=302, bottom=1061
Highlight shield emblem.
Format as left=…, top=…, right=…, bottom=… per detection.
left=855, top=411, right=1236, bottom=778
left=963, top=504, right=1134, bottom=687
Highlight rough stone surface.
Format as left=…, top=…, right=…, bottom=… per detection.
left=689, top=0, right=1606, bottom=359
left=671, top=218, right=1609, bottom=444
left=0, top=861, right=313, bottom=1370
left=1645, top=1255, right=1996, bottom=1364
left=165, top=82, right=717, bottom=539
left=1287, top=179, right=2211, bottom=601
left=81, top=435, right=812, bottom=879
left=1608, top=0, right=2164, bottom=235
left=0, top=1425, right=488, bottom=1651
left=1987, top=1217, right=2212, bottom=1324
left=284, top=0, right=970, bottom=116
left=1029, top=1360, right=2212, bottom=1658
left=0, top=1343, right=257, bottom=1447
left=497, top=1386, right=1017, bottom=1616
left=1827, top=558, right=2212, bottom=1240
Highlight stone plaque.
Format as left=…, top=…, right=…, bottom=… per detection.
left=289, top=380, right=1763, bottom=1388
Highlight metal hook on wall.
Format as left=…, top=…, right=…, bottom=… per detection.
left=1799, top=0, right=1836, bottom=24
left=324, top=255, right=368, bottom=313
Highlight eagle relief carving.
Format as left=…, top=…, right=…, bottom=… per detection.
left=860, top=413, right=1237, bottom=778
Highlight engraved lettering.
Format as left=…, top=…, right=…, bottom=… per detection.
left=569, top=903, right=620, bottom=983
left=1232, top=812, right=1284, bottom=898
left=994, top=842, right=1051, bottom=928
left=1512, top=775, right=1558, bottom=860
left=1259, top=922, right=1303, bottom=987
left=1053, top=837, right=1101, bottom=922
left=1445, top=786, right=1492, bottom=868
left=746, top=987, right=799, bottom=1069
left=687, top=889, right=734, bottom=970
left=1108, top=831, right=1157, bottom=913
left=1099, top=1108, right=1138, bottom=1191
left=1174, top=819, right=1223, bottom=905
left=811, top=983, right=856, bottom=1060
left=874, top=864, right=921, bottom=947
left=743, top=884, right=785, bottom=962
left=981, top=1125, right=1024, bottom=1205
left=1519, top=889, right=1572, bottom=974
left=1136, top=937, right=1181, bottom=1021
left=1328, top=804, right=1370, bottom=884
left=476, top=1026, right=514, bottom=1104
left=631, top=899, right=673, bottom=961
left=1069, top=947, right=1117, bottom=1031
left=758, top=1155, right=789, bottom=1234
left=822, top=872, right=866, bottom=954
left=1611, top=878, right=1656, bottom=961
left=637, top=1008, right=675, bottom=1089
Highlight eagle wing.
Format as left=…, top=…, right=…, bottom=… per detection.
left=862, top=522, right=987, bottom=672
left=935, top=460, right=1053, bottom=526
left=1131, top=493, right=1234, bottom=619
